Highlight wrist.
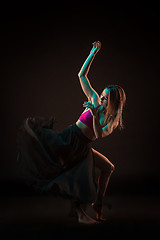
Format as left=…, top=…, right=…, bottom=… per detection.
left=90, top=50, right=97, bottom=57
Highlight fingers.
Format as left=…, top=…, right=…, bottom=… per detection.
left=92, top=41, right=101, bottom=48
left=97, top=41, right=101, bottom=50
left=92, top=41, right=97, bottom=48
left=91, top=41, right=101, bottom=55
left=83, top=101, right=94, bottom=109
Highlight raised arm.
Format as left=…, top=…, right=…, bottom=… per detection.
left=78, top=41, right=101, bottom=100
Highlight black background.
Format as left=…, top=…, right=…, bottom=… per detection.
left=0, top=2, right=160, bottom=238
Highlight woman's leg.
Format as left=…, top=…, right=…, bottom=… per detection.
left=91, top=148, right=115, bottom=219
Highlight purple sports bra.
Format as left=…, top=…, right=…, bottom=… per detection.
left=79, top=105, right=106, bottom=129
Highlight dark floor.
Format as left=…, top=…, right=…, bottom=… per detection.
left=0, top=184, right=159, bottom=240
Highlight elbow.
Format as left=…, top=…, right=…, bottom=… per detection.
left=78, top=72, right=86, bottom=78
left=78, top=72, right=83, bottom=78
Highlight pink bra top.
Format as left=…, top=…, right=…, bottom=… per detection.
left=79, top=105, right=106, bottom=129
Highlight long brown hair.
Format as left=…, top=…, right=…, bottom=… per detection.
left=105, top=85, right=126, bottom=133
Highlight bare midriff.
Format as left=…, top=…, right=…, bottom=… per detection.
left=76, top=120, right=96, bottom=141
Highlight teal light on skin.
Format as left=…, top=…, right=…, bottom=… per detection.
left=100, top=88, right=110, bottom=109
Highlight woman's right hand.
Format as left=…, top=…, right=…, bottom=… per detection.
left=90, top=41, right=101, bottom=55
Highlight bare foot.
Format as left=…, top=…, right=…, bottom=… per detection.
left=76, top=207, right=99, bottom=224
left=91, top=203, right=107, bottom=222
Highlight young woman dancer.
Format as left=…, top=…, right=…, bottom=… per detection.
left=17, top=41, right=126, bottom=224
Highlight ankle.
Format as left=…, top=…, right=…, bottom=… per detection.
left=92, top=203, right=103, bottom=219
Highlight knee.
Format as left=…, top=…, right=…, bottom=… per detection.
left=102, top=163, right=115, bottom=176
left=111, top=164, right=115, bottom=172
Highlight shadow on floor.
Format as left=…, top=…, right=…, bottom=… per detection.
left=0, top=191, right=159, bottom=239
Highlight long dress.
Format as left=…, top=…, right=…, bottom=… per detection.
left=16, top=116, right=98, bottom=204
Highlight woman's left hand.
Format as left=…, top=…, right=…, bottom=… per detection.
left=83, top=101, right=96, bottom=116
left=90, top=41, right=101, bottom=55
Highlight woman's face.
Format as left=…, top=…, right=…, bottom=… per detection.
left=100, top=88, right=110, bottom=108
